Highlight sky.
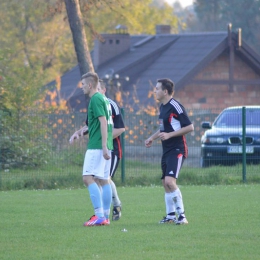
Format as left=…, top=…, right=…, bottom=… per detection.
left=165, top=0, right=194, bottom=8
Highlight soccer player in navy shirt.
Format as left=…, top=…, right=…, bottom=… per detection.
left=145, top=78, right=194, bottom=225
left=96, top=81, right=125, bottom=221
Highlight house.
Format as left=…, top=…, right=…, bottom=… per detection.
left=47, top=24, right=260, bottom=112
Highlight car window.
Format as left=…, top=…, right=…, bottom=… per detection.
left=214, top=109, right=260, bottom=127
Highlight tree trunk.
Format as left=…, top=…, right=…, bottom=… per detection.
left=64, top=0, right=94, bottom=76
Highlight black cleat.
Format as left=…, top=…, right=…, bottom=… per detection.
left=112, top=205, right=122, bottom=221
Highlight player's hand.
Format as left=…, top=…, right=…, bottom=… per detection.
left=69, top=131, right=80, bottom=144
left=158, top=132, right=170, bottom=141
left=103, top=147, right=111, bottom=160
left=145, top=138, right=153, bottom=148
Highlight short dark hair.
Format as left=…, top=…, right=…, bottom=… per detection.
left=157, top=78, right=174, bottom=95
left=81, top=72, right=99, bottom=87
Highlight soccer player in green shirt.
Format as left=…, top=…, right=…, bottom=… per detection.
left=69, top=80, right=125, bottom=222
left=80, top=72, right=113, bottom=226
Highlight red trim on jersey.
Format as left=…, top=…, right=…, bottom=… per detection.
left=168, top=113, right=178, bottom=123
left=116, top=137, right=122, bottom=159
left=182, top=136, right=188, bottom=158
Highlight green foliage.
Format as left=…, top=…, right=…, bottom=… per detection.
left=194, top=0, right=260, bottom=53
left=82, top=0, right=179, bottom=36
left=0, top=0, right=76, bottom=82
left=1, top=186, right=260, bottom=259
left=0, top=47, right=54, bottom=169
left=0, top=112, right=53, bottom=170
left=0, top=0, right=181, bottom=84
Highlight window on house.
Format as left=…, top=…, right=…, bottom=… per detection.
left=116, top=39, right=120, bottom=44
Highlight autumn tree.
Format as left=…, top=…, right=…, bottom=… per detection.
left=0, top=0, right=179, bottom=82
left=0, top=0, right=77, bottom=82
left=80, top=0, right=179, bottom=36
left=0, top=0, right=180, bottom=111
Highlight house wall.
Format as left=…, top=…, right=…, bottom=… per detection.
left=176, top=53, right=260, bottom=109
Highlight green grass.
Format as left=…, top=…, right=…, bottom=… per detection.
left=1, top=185, right=260, bottom=260
left=1, top=161, right=260, bottom=190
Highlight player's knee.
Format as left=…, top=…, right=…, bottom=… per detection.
left=83, top=175, right=95, bottom=186
left=99, top=179, right=110, bottom=186
left=164, top=178, right=177, bottom=190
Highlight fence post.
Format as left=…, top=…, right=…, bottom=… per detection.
left=242, top=106, right=246, bottom=183
left=120, top=108, right=125, bottom=184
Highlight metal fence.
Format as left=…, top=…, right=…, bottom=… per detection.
left=0, top=108, right=259, bottom=189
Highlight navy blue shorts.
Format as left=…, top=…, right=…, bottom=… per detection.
left=110, top=152, right=120, bottom=178
left=161, top=151, right=185, bottom=179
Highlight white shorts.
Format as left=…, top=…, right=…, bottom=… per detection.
left=82, top=149, right=111, bottom=180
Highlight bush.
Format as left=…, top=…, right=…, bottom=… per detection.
left=0, top=111, right=52, bottom=169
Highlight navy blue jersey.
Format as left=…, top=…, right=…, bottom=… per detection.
left=159, top=98, right=191, bottom=157
left=108, top=98, right=125, bottom=158
left=86, top=98, right=125, bottom=158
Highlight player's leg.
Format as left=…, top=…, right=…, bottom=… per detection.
left=82, top=150, right=106, bottom=226
left=159, top=155, right=177, bottom=224
left=164, top=153, right=188, bottom=225
left=110, top=152, right=122, bottom=220
left=110, top=180, right=121, bottom=208
left=99, top=150, right=112, bottom=223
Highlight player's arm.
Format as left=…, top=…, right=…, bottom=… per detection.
left=158, top=124, right=194, bottom=141
left=99, top=116, right=110, bottom=160
left=113, top=127, right=125, bottom=139
left=69, top=125, right=88, bottom=144
left=110, top=103, right=125, bottom=139
left=82, top=128, right=89, bottom=136
left=83, top=116, right=89, bottom=135
left=145, top=129, right=160, bottom=148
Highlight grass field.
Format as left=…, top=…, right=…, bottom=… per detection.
left=1, top=185, right=260, bottom=260
left=1, top=162, right=260, bottom=190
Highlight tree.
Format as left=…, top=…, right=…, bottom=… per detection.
left=80, top=0, right=179, bottom=36
left=0, top=0, right=179, bottom=83
left=0, top=48, right=52, bottom=169
left=0, top=0, right=180, bottom=112
left=64, top=0, right=94, bottom=76
left=194, top=0, right=222, bottom=31
left=0, top=0, right=77, bottom=83
left=193, top=0, right=260, bottom=54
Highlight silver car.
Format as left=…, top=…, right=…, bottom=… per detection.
left=200, top=106, right=260, bottom=167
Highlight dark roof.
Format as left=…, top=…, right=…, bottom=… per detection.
left=133, top=32, right=228, bottom=90
left=47, top=31, right=260, bottom=111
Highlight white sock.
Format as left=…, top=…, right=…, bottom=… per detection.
left=110, top=180, right=121, bottom=207
left=165, top=193, right=176, bottom=219
left=171, top=188, right=185, bottom=217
